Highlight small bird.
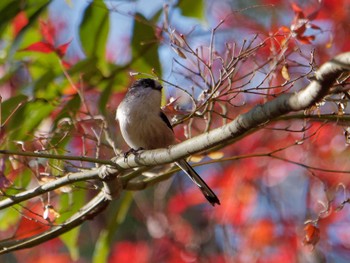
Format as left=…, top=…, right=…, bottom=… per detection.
left=116, top=78, right=220, bottom=206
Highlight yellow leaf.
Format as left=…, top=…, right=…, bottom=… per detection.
left=189, top=155, right=204, bottom=163
left=281, top=64, right=290, bottom=80
left=326, top=34, right=333, bottom=49
left=208, top=151, right=224, bottom=159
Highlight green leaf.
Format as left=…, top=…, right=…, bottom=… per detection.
left=59, top=185, right=87, bottom=260
left=33, top=69, right=56, bottom=92
left=92, top=192, right=133, bottom=263
left=0, top=207, right=21, bottom=231
left=0, top=2, right=21, bottom=37
left=48, top=96, right=81, bottom=176
left=99, top=82, right=113, bottom=115
left=58, top=185, right=86, bottom=223
left=92, top=229, right=109, bottom=263
left=79, top=0, right=109, bottom=63
left=98, top=71, right=127, bottom=114
left=178, top=0, right=205, bottom=21
left=10, top=0, right=50, bottom=56
left=52, top=93, right=80, bottom=131
left=68, top=57, right=104, bottom=85
left=0, top=0, right=49, bottom=47
left=131, top=13, right=161, bottom=74
left=1, top=94, right=28, bottom=125
left=16, top=52, right=62, bottom=98
left=68, top=57, right=98, bottom=76
left=60, top=226, right=80, bottom=261
left=0, top=168, right=31, bottom=229
left=8, top=99, right=55, bottom=141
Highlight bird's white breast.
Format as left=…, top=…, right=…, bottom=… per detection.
left=116, top=88, right=175, bottom=149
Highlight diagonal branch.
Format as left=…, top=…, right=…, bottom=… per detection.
left=0, top=52, right=348, bottom=253
left=0, top=191, right=109, bottom=254
left=0, top=169, right=100, bottom=210
left=116, top=52, right=350, bottom=169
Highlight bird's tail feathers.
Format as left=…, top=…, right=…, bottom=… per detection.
left=175, top=160, right=220, bottom=206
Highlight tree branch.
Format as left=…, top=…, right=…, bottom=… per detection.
left=0, top=52, right=348, bottom=253
left=0, top=169, right=100, bottom=210
left=0, top=192, right=109, bottom=254
left=116, top=52, right=350, bottom=169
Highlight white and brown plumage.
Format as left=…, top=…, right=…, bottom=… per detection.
left=117, top=78, right=220, bottom=206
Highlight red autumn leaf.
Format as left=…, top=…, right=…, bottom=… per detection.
left=167, top=193, right=194, bottom=214
left=307, top=7, right=320, bottom=21
left=15, top=216, right=49, bottom=239
left=310, top=23, right=322, bottom=31
left=12, top=11, right=28, bottom=37
left=109, top=241, right=150, bottom=263
left=15, top=203, right=50, bottom=239
left=288, top=2, right=320, bottom=45
left=296, top=35, right=315, bottom=44
left=39, top=20, right=56, bottom=46
left=61, top=59, right=72, bottom=69
left=62, top=85, right=78, bottom=95
left=22, top=41, right=55, bottom=53
left=292, top=23, right=307, bottom=36
left=26, top=254, right=72, bottom=263
left=162, top=96, right=181, bottom=115
left=279, top=26, right=291, bottom=33
left=56, top=40, right=71, bottom=57
left=248, top=219, right=276, bottom=249
left=291, top=3, right=303, bottom=14
left=303, top=224, right=320, bottom=248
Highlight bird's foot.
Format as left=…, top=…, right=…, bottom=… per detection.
left=123, top=147, right=144, bottom=161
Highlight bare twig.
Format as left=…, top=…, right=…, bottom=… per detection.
left=0, top=51, right=348, bottom=254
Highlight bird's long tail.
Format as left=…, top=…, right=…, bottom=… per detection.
left=175, top=160, right=220, bottom=206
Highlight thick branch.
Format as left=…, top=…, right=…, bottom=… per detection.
left=0, top=52, right=348, bottom=253
left=0, top=170, right=100, bottom=210
left=0, top=53, right=349, bottom=203
left=116, top=52, right=350, bottom=169
left=0, top=191, right=109, bottom=254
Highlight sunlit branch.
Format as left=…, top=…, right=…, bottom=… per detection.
left=0, top=150, right=116, bottom=166
left=0, top=169, right=99, bottom=210
left=0, top=165, right=150, bottom=211
left=0, top=51, right=348, bottom=254
left=0, top=191, right=109, bottom=254
left=115, top=52, right=350, bottom=169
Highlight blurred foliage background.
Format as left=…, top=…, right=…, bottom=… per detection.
left=0, top=0, right=350, bottom=262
